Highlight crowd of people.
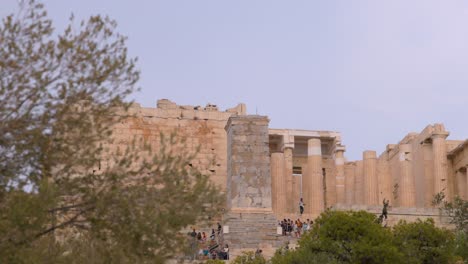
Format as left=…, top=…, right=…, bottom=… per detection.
left=278, top=218, right=313, bottom=238
left=188, top=222, right=229, bottom=260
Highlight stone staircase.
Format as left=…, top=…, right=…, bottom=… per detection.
left=223, top=211, right=291, bottom=256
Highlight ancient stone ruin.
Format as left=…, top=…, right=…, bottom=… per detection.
left=106, top=99, right=468, bottom=254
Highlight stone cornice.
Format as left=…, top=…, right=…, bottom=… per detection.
left=448, top=139, right=468, bottom=158
left=224, top=115, right=270, bottom=132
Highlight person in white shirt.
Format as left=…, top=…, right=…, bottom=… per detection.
left=299, top=198, right=305, bottom=215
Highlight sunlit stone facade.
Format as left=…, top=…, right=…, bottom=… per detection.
left=109, top=99, right=468, bottom=252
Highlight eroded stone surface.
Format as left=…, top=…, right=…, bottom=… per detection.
left=225, top=116, right=272, bottom=210
left=105, top=99, right=468, bottom=253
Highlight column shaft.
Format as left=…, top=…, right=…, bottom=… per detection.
left=432, top=134, right=449, bottom=198
left=363, top=151, right=378, bottom=205
left=283, top=148, right=294, bottom=214
left=335, top=149, right=345, bottom=204
left=466, top=167, right=468, bottom=201
left=422, top=143, right=434, bottom=207
left=399, top=145, right=416, bottom=207
left=379, top=152, right=392, bottom=203
left=271, top=152, right=286, bottom=215
left=345, top=164, right=355, bottom=205
left=354, top=161, right=364, bottom=204
left=304, top=138, right=324, bottom=217
left=292, top=168, right=301, bottom=214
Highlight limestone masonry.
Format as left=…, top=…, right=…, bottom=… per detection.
left=110, top=99, right=468, bottom=252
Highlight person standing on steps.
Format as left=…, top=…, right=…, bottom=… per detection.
left=382, top=198, right=389, bottom=220
left=224, top=244, right=229, bottom=260
left=299, top=198, right=305, bottom=215
left=210, top=229, right=216, bottom=240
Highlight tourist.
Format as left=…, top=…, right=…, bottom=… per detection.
left=198, top=248, right=204, bottom=260
left=203, top=248, right=209, bottom=258
left=190, top=228, right=197, bottom=238
left=210, top=250, right=217, bottom=260
left=197, top=232, right=202, bottom=241
left=287, top=219, right=292, bottom=235
left=255, top=248, right=263, bottom=258
left=382, top=198, right=389, bottom=220
left=302, top=221, right=308, bottom=233
left=307, top=219, right=313, bottom=231
left=217, top=222, right=222, bottom=235
left=297, top=219, right=303, bottom=237
left=299, top=198, right=305, bottom=215
left=224, top=244, right=229, bottom=260
left=280, top=220, right=286, bottom=236
left=202, top=231, right=207, bottom=242
left=284, top=220, right=288, bottom=236
left=210, top=229, right=216, bottom=240
left=293, top=220, right=299, bottom=237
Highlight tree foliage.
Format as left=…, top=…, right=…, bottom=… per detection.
left=392, top=219, right=455, bottom=264
left=272, top=210, right=465, bottom=264
left=305, top=210, right=402, bottom=263
left=441, top=196, right=468, bottom=234
left=0, top=1, right=224, bottom=263
left=231, top=251, right=266, bottom=264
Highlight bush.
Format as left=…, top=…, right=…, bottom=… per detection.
left=392, top=219, right=456, bottom=264
left=204, top=260, right=225, bottom=264
left=231, top=251, right=266, bottom=264
left=301, top=210, right=402, bottom=263
left=271, top=210, right=468, bottom=264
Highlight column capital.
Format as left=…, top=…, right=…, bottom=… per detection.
left=431, top=132, right=449, bottom=140
left=334, top=146, right=345, bottom=165
left=281, top=134, right=295, bottom=151
left=363, top=150, right=377, bottom=160
left=281, top=145, right=294, bottom=151
left=419, top=123, right=449, bottom=144
left=334, top=145, right=346, bottom=153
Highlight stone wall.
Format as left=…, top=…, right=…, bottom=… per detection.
left=105, top=99, right=246, bottom=190
left=100, top=100, right=468, bottom=256
left=225, top=115, right=272, bottom=210
left=223, top=115, right=281, bottom=252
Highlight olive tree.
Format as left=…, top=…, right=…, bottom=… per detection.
left=0, top=1, right=223, bottom=263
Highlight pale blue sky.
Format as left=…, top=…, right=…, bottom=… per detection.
left=2, top=1, right=467, bottom=160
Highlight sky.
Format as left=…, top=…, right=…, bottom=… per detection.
left=2, top=0, right=467, bottom=160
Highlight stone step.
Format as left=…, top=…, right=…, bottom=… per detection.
left=223, top=211, right=282, bottom=253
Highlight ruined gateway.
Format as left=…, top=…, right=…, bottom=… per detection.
left=110, top=99, right=468, bottom=252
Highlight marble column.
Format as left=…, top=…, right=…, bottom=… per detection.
left=466, top=167, right=468, bottom=200
left=466, top=166, right=468, bottom=200
left=271, top=152, right=286, bottom=215
left=292, top=166, right=302, bottom=214
left=354, top=160, right=364, bottom=204
left=363, top=151, right=378, bottom=205
left=283, top=147, right=294, bottom=214
left=304, top=138, right=324, bottom=216
left=422, top=142, right=434, bottom=207
left=456, top=169, right=467, bottom=200
left=432, top=132, right=449, bottom=199
left=334, top=147, right=346, bottom=205
left=345, top=163, right=355, bottom=205
left=399, top=144, right=416, bottom=207
left=379, top=150, right=392, bottom=203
